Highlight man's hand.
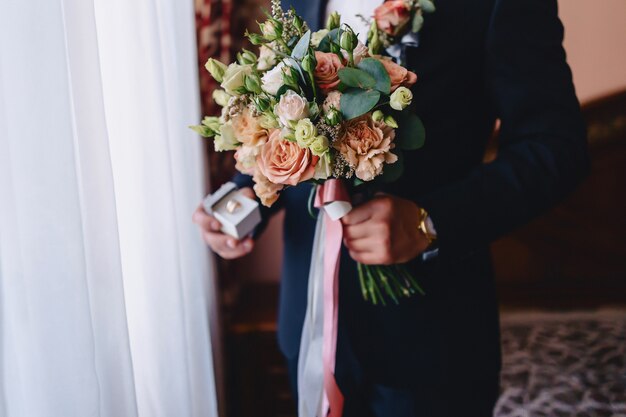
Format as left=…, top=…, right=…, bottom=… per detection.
left=192, top=187, right=255, bottom=259
left=341, top=194, right=431, bottom=265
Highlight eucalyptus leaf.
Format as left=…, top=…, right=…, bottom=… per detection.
left=340, top=88, right=381, bottom=120
left=318, top=28, right=342, bottom=52
left=291, top=30, right=311, bottom=60
left=338, top=68, right=376, bottom=89
left=395, top=112, right=425, bottom=150
left=412, top=13, right=424, bottom=33
left=419, top=0, right=436, bottom=13
left=357, top=58, right=391, bottom=95
left=380, top=151, right=404, bottom=183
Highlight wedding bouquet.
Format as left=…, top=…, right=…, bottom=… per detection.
left=191, top=0, right=433, bottom=305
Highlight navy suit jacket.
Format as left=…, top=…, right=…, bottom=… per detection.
left=234, top=0, right=589, bottom=389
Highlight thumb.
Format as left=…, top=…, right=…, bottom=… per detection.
left=239, top=187, right=256, bottom=200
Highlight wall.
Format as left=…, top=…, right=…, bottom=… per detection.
left=235, top=0, right=626, bottom=284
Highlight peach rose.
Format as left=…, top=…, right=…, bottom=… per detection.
left=232, top=107, right=268, bottom=147
left=253, top=170, right=284, bottom=207
left=314, top=51, right=344, bottom=93
left=374, top=0, right=412, bottom=37
left=334, top=114, right=398, bottom=181
left=378, top=57, right=418, bottom=92
left=257, top=129, right=318, bottom=186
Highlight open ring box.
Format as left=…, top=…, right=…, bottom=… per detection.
left=203, top=182, right=262, bottom=240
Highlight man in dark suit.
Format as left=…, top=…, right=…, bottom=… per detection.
left=193, top=0, right=589, bottom=415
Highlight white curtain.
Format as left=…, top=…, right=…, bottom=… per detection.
left=0, top=0, right=219, bottom=415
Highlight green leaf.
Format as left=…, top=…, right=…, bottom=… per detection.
left=318, top=28, right=342, bottom=52
left=340, top=88, right=381, bottom=120
left=291, top=30, right=311, bottom=60
left=338, top=68, right=376, bottom=89
left=357, top=58, right=391, bottom=95
left=412, top=12, right=424, bottom=33
left=419, top=0, right=436, bottom=13
left=394, top=112, right=425, bottom=150
left=189, top=124, right=215, bottom=138
left=380, top=151, right=404, bottom=183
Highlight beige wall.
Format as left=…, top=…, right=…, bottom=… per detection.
left=235, top=0, right=626, bottom=283
left=559, top=0, right=626, bottom=102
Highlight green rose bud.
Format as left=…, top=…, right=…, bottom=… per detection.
left=367, top=21, right=382, bottom=55
left=201, top=116, right=221, bottom=133
left=244, top=73, right=262, bottom=94
left=389, top=86, right=413, bottom=111
left=384, top=115, right=398, bottom=128
left=310, top=135, right=329, bottom=156
left=301, top=54, right=317, bottom=73
left=260, top=19, right=282, bottom=41
left=205, top=58, right=227, bottom=83
left=189, top=124, right=214, bottom=137
left=238, top=49, right=257, bottom=65
left=212, top=89, right=231, bottom=107
left=372, top=110, right=384, bottom=122
left=295, top=118, right=318, bottom=147
left=324, top=108, right=342, bottom=126
left=340, top=29, right=356, bottom=52
left=326, top=11, right=341, bottom=30
left=293, top=15, right=304, bottom=33
left=330, top=42, right=341, bottom=55
left=246, top=31, right=264, bottom=46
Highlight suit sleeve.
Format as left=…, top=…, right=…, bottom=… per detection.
left=418, top=0, right=590, bottom=258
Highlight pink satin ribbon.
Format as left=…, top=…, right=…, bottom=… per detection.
left=314, top=179, right=348, bottom=417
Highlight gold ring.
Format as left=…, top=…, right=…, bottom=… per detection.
left=226, top=199, right=242, bottom=214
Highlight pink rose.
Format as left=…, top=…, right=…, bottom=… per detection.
left=314, top=51, right=344, bottom=93
left=232, top=107, right=268, bottom=146
left=257, top=129, right=318, bottom=186
left=378, top=57, right=418, bottom=92
left=374, top=0, right=412, bottom=37
left=334, top=114, right=398, bottom=181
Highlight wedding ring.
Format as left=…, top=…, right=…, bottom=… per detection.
left=226, top=199, right=242, bottom=214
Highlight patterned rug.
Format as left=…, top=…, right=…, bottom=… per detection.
left=496, top=310, right=626, bottom=417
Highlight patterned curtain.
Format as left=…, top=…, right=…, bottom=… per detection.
left=194, top=0, right=269, bottom=187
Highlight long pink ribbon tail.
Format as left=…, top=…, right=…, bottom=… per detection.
left=314, top=179, right=348, bottom=417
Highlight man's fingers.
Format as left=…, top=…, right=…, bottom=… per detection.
left=239, top=187, right=256, bottom=200
left=341, top=204, right=373, bottom=226
left=343, top=237, right=375, bottom=253
left=203, top=232, right=254, bottom=259
left=193, top=204, right=221, bottom=232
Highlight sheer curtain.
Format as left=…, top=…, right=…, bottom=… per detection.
left=0, top=0, right=219, bottom=416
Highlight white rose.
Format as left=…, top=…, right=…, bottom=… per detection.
left=257, top=45, right=278, bottom=71
left=214, top=122, right=239, bottom=151
left=261, top=61, right=287, bottom=96
left=275, top=90, right=310, bottom=127
left=322, top=90, right=342, bottom=113
left=234, top=144, right=259, bottom=175
left=389, top=86, right=413, bottom=110
left=342, top=41, right=369, bottom=65
left=212, top=89, right=231, bottom=107
left=220, top=63, right=252, bottom=95
left=311, top=29, right=329, bottom=47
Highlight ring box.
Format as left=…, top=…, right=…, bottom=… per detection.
left=203, top=182, right=261, bottom=239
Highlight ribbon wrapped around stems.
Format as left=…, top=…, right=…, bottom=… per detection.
left=298, top=179, right=351, bottom=417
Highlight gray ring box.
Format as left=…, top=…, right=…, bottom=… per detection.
left=203, top=182, right=261, bottom=239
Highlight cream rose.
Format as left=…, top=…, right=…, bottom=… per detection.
left=258, top=129, right=318, bottom=186
left=275, top=90, right=310, bottom=127
left=257, top=45, right=278, bottom=71
left=311, top=29, right=330, bottom=47
left=214, top=122, right=239, bottom=151
left=294, top=118, right=317, bottom=147
left=322, top=91, right=342, bottom=113
left=390, top=86, right=413, bottom=110
left=253, top=170, right=284, bottom=207
left=234, top=145, right=258, bottom=175
left=334, top=114, right=398, bottom=181
left=212, top=89, right=230, bottom=107
left=378, top=57, right=418, bottom=92
left=310, top=135, right=329, bottom=157
left=261, top=61, right=287, bottom=96
left=314, top=51, right=344, bottom=93
left=231, top=107, right=268, bottom=147
left=313, top=152, right=332, bottom=180
left=221, top=63, right=253, bottom=95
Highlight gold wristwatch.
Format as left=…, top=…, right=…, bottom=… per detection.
left=417, top=207, right=437, bottom=245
